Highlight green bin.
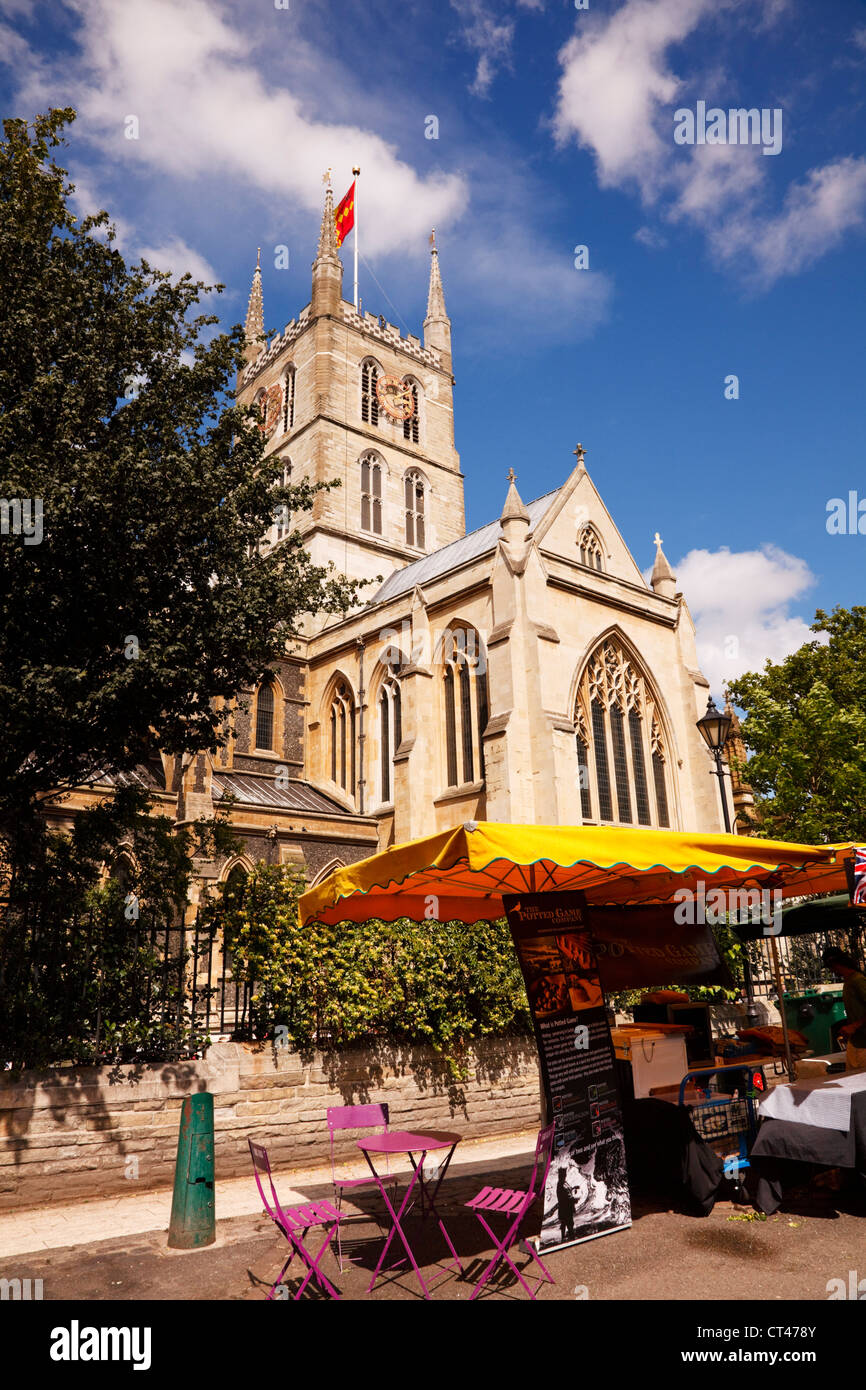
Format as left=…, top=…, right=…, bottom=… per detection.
left=782, top=989, right=846, bottom=1056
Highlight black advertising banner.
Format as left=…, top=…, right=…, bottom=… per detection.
left=503, top=891, right=631, bottom=1253
left=587, top=905, right=734, bottom=993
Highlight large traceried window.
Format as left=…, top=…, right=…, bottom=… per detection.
left=330, top=680, right=356, bottom=795
left=255, top=681, right=275, bottom=751
left=574, top=640, right=671, bottom=827
left=442, top=627, right=489, bottom=789
left=361, top=360, right=380, bottom=426
left=403, top=381, right=420, bottom=443
left=404, top=470, right=426, bottom=549
left=577, top=525, right=604, bottom=571
left=360, top=454, right=383, bottom=534
left=378, top=654, right=404, bottom=804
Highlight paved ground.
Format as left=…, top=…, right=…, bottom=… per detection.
left=2, top=1137, right=864, bottom=1302
left=0, top=1130, right=536, bottom=1257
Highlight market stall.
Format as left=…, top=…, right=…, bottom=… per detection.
left=299, top=824, right=855, bottom=1245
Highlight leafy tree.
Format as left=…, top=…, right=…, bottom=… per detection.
left=728, top=606, right=866, bottom=843
left=0, top=785, right=242, bottom=1070
left=0, top=109, right=362, bottom=842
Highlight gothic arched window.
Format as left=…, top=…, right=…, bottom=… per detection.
left=404, top=469, right=426, bottom=549
left=651, top=716, right=671, bottom=828
left=273, top=460, right=291, bottom=543
left=330, top=680, right=356, bottom=795
left=574, top=640, right=671, bottom=827
left=378, top=654, right=404, bottom=804
left=255, top=681, right=275, bottom=751
left=403, top=381, right=420, bottom=444
left=578, top=525, right=604, bottom=572
left=283, top=365, right=296, bottom=432
left=361, top=454, right=383, bottom=534
left=361, top=360, right=380, bottom=426
left=442, top=627, right=489, bottom=789
left=224, top=863, right=248, bottom=909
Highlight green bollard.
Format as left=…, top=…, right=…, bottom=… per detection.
left=168, top=1092, right=215, bottom=1249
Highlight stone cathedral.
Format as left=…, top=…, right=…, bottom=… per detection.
left=54, top=184, right=736, bottom=900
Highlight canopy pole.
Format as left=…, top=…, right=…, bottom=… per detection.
left=769, top=935, right=796, bottom=1080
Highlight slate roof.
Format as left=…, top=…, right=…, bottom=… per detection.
left=370, top=487, right=561, bottom=605
left=212, top=772, right=349, bottom=815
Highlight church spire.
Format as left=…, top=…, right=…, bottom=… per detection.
left=242, top=248, right=264, bottom=364
left=426, top=228, right=448, bottom=320
left=499, top=468, right=531, bottom=571
left=501, top=467, right=530, bottom=526
left=650, top=532, right=677, bottom=599
left=311, top=174, right=343, bottom=317
left=317, top=180, right=339, bottom=262
left=423, top=229, right=452, bottom=370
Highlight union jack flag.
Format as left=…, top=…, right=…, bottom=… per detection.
left=853, top=847, right=866, bottom=905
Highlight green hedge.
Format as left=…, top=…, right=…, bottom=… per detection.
left=203, top=862, right=533, bottom=1068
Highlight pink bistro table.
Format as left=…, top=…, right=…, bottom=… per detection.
left=357, top=1129, right=463, bottom=1299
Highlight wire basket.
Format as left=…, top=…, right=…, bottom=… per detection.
left=688, top=1097, right=752, bottom=1160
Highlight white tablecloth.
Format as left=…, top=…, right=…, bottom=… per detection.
left=758, top=1071, right=866, bottom=1131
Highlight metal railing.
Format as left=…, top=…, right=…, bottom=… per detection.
left=0, top=906, right=258, bottom=1070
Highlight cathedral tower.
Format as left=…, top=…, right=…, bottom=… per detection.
left=236, top=185, right=465, bottom=606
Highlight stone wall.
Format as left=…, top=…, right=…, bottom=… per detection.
left=0, top=1036, right=540, bottom=1213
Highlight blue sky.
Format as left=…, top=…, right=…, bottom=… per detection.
left=2, top=0, right=864, bottom=694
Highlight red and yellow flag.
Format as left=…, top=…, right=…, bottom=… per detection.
left=334, top=181, right=355, bottom=247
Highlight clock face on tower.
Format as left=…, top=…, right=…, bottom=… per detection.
left=376, top=375, right=415, bottom=422
left=257, top=384, right=284, bottom=437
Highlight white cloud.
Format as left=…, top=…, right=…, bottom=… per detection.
left=553, top=0, right=866, bottom=288
left=17, top=0, right=468, bottom=259
left=634, top=224, right=668, bottom=249
left=3, top=0, right=610, bottom=348
left=450, top=0, right=544, bottom=95
left=554, top=0, right=711, bottom=199
left=138, top=237, right=219, bottom=286
left=712, top=156, right=866, bottom=286
left=674, top=543, right=817, bottom=695
left=450, top=0, right=516, bottom=96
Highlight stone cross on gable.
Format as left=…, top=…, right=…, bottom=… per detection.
left=574, top=443, right=586, bottom=466
left=507, top=468, right=516, bottom=484
left=654, top=532, right=663, bottom=547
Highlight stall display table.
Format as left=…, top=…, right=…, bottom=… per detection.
left=357, top=1129, right=463, bottom=1299
left=749, top=1072, right=866, bottom=1214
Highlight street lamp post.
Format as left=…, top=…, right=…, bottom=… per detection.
left=696, top=696, right=733, bottom=833
left=696, top=696, right=760, bottom=1025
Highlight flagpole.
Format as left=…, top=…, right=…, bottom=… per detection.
left=352, top=165, right=360, bottom=310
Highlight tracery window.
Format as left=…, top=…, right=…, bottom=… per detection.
left=330, top=680, right=356, bottom=795
left=404, top=470, right=426, bottom=549
left=360, top=454, right=383, bottom=534
left=442, top=627, right=489, bottom=789
left=574, top=640, right=672, bottom=827
left=378, top=654, right=404, bottom=804
left=403, top=381, right=420, bottom=444
left=283, top=366, right=295, bottom=432
left=361, top=360, right=380, bottom=426
left=578, top=525, right=604, bottom=571
left=273, top=460, right=291, bottom=542
left=255, top=681, right=275, bottom=751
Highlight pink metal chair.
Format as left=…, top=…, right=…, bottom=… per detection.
left=326, top=1103, right=398, bottom=1271
left=248, top=1139, right=342, bottom=1300
left=464, top=1123, right=557, bottom=1301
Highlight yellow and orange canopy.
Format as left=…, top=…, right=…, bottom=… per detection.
left=299, top=822, right=853, bottom=927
